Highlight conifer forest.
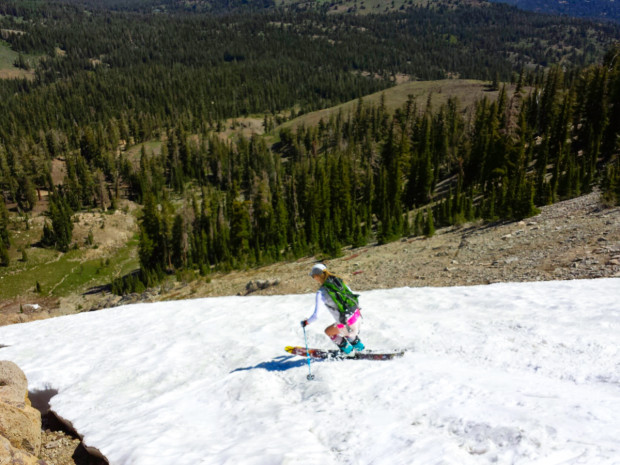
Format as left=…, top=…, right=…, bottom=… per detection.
left=0, top=0, right=619, bottom=293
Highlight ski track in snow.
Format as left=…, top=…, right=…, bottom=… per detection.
left=0, top=279, right=619, bottom=464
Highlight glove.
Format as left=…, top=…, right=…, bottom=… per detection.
left=300, top=320, right=308, bottom=328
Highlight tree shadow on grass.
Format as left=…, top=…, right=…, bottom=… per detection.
left=231, top=355, right=308, bottom=373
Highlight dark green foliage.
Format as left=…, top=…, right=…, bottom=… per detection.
left=138, top=193, right=169, bottom=275
left=40, top=193, right=74, bottom=252
left=601, top=159, right=620, bottom=206
left=13, top=53, right=29, bottom=71
left=111, top=271, right=150, bottom=295
left=1, top=2, right=619, bottom=288
left=0, top=194, right=9, bottom=251
left=0, top=195, right=11, bottom=266
left=230, top=200, right=252, bottom=261
left=128, top=50, right=620, bottom=281
left=0, top=242, right=8, bottom=267
left=424, top=207, right=435, bottom=238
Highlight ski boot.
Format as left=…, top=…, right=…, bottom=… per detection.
left=348, top=336, right=365, bottom=352
left=337, top=338, right=354, bottom=355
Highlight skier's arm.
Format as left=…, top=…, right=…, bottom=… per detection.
left=303, top=291, right=327, bottom=326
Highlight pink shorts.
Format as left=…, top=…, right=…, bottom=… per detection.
left=336, top=308, right=361, bottom=329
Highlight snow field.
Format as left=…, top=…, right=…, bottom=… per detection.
left=0, top=279, right=618, bottom=464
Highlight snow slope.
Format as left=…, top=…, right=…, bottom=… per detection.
left=0, top=278, right=619, bottom=465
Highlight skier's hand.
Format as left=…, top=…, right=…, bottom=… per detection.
left=300, top=320, right=308, bottom=328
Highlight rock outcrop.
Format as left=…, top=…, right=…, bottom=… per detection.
left=0, top=360, right=44, bottom=464
left=241, top=278, right=281, bottom=295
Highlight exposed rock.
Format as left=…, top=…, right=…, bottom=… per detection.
left=242, top=278, right=281, bottom=295
left=0, top=361, right=28, bottom=405
left=0, top=401, right=42, bottom=454
left=0, top=435, right=44, bottom=465
left=117, top=290, right=158, bottom=306
left=0, top=361, right=43, bottom=463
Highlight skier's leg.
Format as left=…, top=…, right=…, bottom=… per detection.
left=325, top=324, right=353, bottom=354
left=325, top=323, right=344, bottom=344
left=345, top=320, right=364, bottom=351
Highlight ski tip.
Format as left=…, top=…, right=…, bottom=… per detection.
left=284, top=346, right=295, bottom=354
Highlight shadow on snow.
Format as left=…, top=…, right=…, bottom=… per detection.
left=231, top=355, right=308, bottom=373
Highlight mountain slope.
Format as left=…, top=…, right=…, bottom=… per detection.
left=0, top=278, right=618, bottom=464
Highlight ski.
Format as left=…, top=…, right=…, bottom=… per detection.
left=285, top=346, right=405, bottom=361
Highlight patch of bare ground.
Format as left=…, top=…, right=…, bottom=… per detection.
left=217, top=117, right=265, bottom=141
left=0, top=68, right=34, bottom=79
left=40, top=413, right=107, bottom=465
left=72, top=208, right=137, bottom=260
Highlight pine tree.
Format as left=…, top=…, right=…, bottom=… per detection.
left=414, top=209, right=424, bottom=237
left=377, top=124, right=403, bottom=244
left=15, top=174, right=37, bottom=212
left=575, top=66, right=609, bottom=192
left=320, top=222, right=342, bottom=258
left=0, top=195, right=9, bottom=250
left=351, top=214, right=367, bottom=248
left=171, top=213, right=189, bottom=269
left=424, top=207, right=435, bottom=238
left=14, top=53, right=29, bottom=70
left=138, top=193, right=167, bottom=276
left=601, top=160, right=620, bottom=206
left=0, top=241, right=8, bottom=267
left=230, top=200, right=252, bottom=262
left=272, top=183, right=288, bottom=255
left=41, top=193, right=74, bottom=252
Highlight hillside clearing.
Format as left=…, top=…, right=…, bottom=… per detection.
left=278, top=79, right=513, bottom=133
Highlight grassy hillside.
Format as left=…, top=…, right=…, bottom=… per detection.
left=0, top=205, right=139, bottom=303
left=277, top=78, right=510, bottom=133
left=0, top=39, right=34, bottom=80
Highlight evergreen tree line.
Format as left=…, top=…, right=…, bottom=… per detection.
left=108, top=47, right=620, bottom=293
left=1, top=3, right=618, bottom=219
left=1, top=1, right=619, bottom=272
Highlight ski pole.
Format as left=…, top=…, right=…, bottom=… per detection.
left=302, top=325, right=314, bottom=381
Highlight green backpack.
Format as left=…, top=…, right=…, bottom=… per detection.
left=322, top=275, right=360, bottom=323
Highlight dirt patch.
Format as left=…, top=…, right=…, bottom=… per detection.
left=0, top=67, right=34, bottom=80
left=217, top=117, right=265, bottom=141
left=51, top=159, right=68, bottom=186
left=72, top=206, right=137, bottom=260
left=40, top=412, right=107, bottom=465
left=0, top=296, right=56, bottom=326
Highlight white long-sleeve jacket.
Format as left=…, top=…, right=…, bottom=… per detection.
left=305, top=287, right=342, bottom=325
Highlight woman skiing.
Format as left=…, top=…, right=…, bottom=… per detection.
left=301, top=263, right=365, bottom=355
